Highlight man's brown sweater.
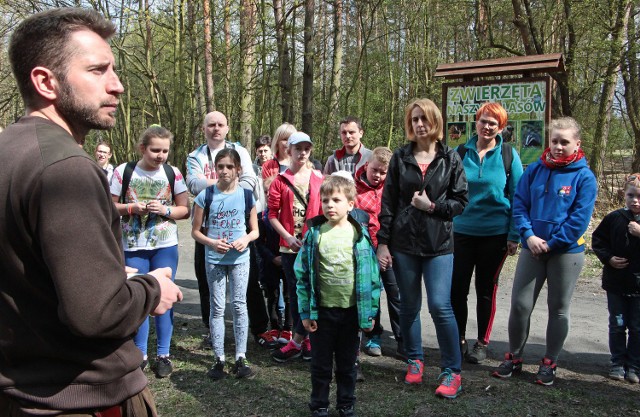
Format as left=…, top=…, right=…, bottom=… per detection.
left=0, top=116, right=161, bottom=411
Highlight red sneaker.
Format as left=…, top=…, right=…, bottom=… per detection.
left=277, top=330, right=292, bottom=345
left=435, top=369, right=462, bottom=399
left=255, top=331, right=278, bottom=349
left=302, top=337, right=312, bottom=361
left=272, top=340, right=301, bottom=363
left=404, top=359, right=424, bottom=385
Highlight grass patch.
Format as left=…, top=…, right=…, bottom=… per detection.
left=145, top=314, right=640, bottom=417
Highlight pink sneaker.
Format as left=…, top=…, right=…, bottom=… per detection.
left=302, top=337, right=312, bottom=361
left=272, top=340, right=301, bottom=363
left=404, top=359, right=424, bottom=385
left=435, top=369, right=462, bottom=399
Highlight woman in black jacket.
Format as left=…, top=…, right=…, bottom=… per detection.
left=377, top=98, right=468, bottom=398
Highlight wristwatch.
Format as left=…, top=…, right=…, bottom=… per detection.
left=165, top=207, right=172, bottom=217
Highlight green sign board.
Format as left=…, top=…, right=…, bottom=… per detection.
left=442, top=77, right=551, bottom=165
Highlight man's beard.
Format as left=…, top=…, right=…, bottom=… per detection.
left=57, top=81, right=116, bottom=132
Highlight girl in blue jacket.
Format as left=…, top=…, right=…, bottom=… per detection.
left=492, top=117, right=597, bottom=386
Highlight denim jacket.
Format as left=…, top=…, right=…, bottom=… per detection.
left=294, top=214, right=381, bottom=329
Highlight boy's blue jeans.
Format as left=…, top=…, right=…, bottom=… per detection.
left=607, top=292, right=640, bottom=370
left=126, top=245, right=178, bottom=357
left=309, top=306, right=359, bottom=411
left=392, top=251, right=461, bottom=372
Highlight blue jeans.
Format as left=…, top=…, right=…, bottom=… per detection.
left=126, top=245, right=178, bottom=357
left=281, top=253, right=308, bottom=337
left=607, top=292, right=640, bottom=370
left=392, top=251, right=461, bottom=372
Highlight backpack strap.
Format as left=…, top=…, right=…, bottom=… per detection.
left=457, top=143, right=514, bottom=198
left=501, top=143, right=513, bottom=198
left=162, top=164, right=176, bottom=203
left=201, top=185, right=215, bottom=233
left=119, top=161, right=138, bottom=204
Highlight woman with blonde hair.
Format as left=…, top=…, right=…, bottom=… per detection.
left=377, top=99, right=468, bottom=398
left=261, top=123, right=296, bottom=179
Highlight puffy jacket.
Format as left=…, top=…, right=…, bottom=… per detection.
left=592, top=208, right=640, bottom=295
left=295, top=214, right=381, bottom=329
left=512, top=157, right=597, bottom=253
left=377, top=141, right=468, bottom=257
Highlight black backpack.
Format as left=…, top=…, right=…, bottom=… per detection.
left=119, top=161, right=176, bottom=204
left=456, top=143, right=514, bottom=198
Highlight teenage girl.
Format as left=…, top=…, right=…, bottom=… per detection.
left=268, top=132, right=324, bottom=362
left=191, top=148, right=259, bottom=380
left=111, top=125, right=190, bottom=378
left=492, top=117, right=597, bottom=386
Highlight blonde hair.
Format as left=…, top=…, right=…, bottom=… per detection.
left=404, top=98, right=443, bottom=142
left=369, top=146, right=392, bottom=165
left=137, top=125, right=173, bottom=154
left=320, top=175, right=357, bottom=202
left=549, top=117, right=581, bottom=139
left=624, top=173, right=640, bottom=190
left=272, top=123, right=296, bottom=158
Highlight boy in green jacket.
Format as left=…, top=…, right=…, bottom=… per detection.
left=295, top=175, right=381, bottom=417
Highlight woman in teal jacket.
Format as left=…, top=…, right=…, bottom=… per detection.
left=492, top=117, right=597, bottom=386
left=451, top=102, right=524, bottom=365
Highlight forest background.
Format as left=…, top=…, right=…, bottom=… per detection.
left=0, top=0, right=639, bottom=203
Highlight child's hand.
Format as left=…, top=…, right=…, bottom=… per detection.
left=302, top=319, right=317, bottom=333
left=212, top=238, right=232, bottom=254
left=230, top=236, right=250, bottom=252
left=629, top=222, right=640, bottom=237
left=285, top=235, right=303, bottom=252
left=273, top=256, right=282, bottom=266
left=526, top=235, right=549, bottom=256
left=507, top=241, right=519, bottom=256
left=609, top=256, right=629, bottom=269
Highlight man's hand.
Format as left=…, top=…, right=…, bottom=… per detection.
left=148, top=267, right=183, bottom=316
left=506, top=241, right=519, bottom=256
left=302, top=318, right=317, bottom=333
left=377, top=244, right=393, bottom=271
left=609, top=256, right=629, bottom=269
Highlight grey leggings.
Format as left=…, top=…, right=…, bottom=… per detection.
left=508, top=249, right=585, bottom=362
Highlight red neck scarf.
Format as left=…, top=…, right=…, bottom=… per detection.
left=540, top=147, right=585, bottom=169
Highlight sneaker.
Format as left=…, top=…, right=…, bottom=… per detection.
left=404, top=359, right=424, bottom=385
left=207, top=357, right=227, bottom=380
left=355, top=359, right=365, bottom=382
left=311, top=408, right=329, bottom=417
left=492, top=353, right=523, bottom=378
left=278, top=330, right=292, bottom=345
left=232, top=357, right=256, bottom=379
left=302, top=337, right=312, bottom=361
left=272, top=340, right=302, bottom=363
left=466, top=341, right=487, bottom=364
left=155, top=356, right=173, bottom=378
left=608, top=364, right=625, bottom=381
left=364, top=336, right=382, bottom=357
left=435, top=368, right=462, bottom=399
left=626, top=368, right=640, bottom=384
left=140, top=358, right=148, bottom=371
left=535, top=357, right=557, bottom=386
left=255, top=331, right=279, bottom=349
left=338, top=405, right=356, bottom=417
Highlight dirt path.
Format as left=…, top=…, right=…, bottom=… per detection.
left=173, top=222, right=611, bottom=371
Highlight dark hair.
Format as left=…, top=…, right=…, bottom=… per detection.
left=215, top=148, right=242, bottom=168
left=9, top=8, right=116, bottom=108
left=339, top=116, right=363, bottom=131
left=255, top=135, right=272, bottom=150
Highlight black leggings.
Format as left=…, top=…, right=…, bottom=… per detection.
left=450, top=233, right=508, bottom=345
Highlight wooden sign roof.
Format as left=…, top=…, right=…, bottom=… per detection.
left=435, top=54, right=565, bottom=80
